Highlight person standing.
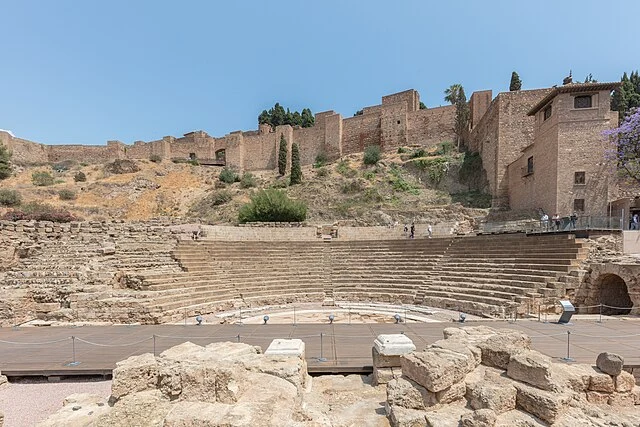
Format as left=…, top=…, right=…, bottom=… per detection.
left=410, top=223, right=415, bottom=239
left=552, top=213, right=561, bottom=231
left=632, top=213, right=639, bottom=230
left=541, top=212, right=549, bottom=231
left=570, top=212, right=578, bottom=229
left=427, top=224, right=433, bottom=238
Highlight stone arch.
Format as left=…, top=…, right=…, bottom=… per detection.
left=215, top=149, right=226, bottom=161
left=594, top=273, right=633, bottom=315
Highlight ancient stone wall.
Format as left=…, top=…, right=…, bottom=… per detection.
left=468, top=97, right=500, bottom=197
left=406, top=106, right=456, bottom=148
left=341, top=113, right=381, bottom=154
left=469, top=90, right=492, bottom=129
left=0, top=131, right=49, bottom=164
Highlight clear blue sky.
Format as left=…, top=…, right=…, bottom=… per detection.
left=2, top=0, right=639, bottom=145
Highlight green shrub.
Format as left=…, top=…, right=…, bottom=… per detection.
left=58, top=189, right=77, bottom=200
left=0, top=144, right=12, bottom=180
left=1, top=202, right=79, bottom=222
left=314, top=152, right=328, bottom=168
left=397, top=147, right=408, bottom=154
left=52, top=160, right=75, bottom=172
left=341, top=179, right=366, bottom=194
left=362, top=187, right=383, bottom=203
left=238, top=189, right=307, bottom=223
left=409, top=148, right=427, bottom=159
left=411, top=157, right=451, bottom=185
left=187, top=191, right=233, bottom=218
left=219, top=167, right=239, bottom=184
left=435, top=141, right=454, bottom=156
left=149, top=154, right=162, bottom=163
left=32, top=171, right=55, bottom=186
left=0, top=189, right=22, bottom=206
left=104, top=160, right=140, bottom=174
left=240, top=172, right=257, bottom=188
left=336, top=160, right=357, bottom=177
left=74, top=171, right=87, bottom=182
left=316, top=167, right=329, bottom=177
left=388, top=165, right=420, bottom=194
left=458, top=151, right=484, bottom=189
left=363, top=145, right=381, bottom=165
left=362, top=170, right=376, bottom=181
left=270, top=178, right=289, bottom=188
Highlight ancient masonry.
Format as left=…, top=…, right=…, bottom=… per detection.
left=0, top=82, right=621, bottom=215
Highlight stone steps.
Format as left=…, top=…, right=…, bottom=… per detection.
left=420, top=296, right=509, bottom=318
left=420, top=289, right=522, bottom=307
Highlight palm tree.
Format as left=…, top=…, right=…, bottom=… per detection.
left=444, top=84, right=463, bottom=105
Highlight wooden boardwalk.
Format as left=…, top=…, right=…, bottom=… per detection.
left=0, top=319, right=639, bottom=377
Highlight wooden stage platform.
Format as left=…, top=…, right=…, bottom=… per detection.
left=0, top=319, right=639, bottom=377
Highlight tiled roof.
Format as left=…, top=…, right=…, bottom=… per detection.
left=527, top=82, right=621, bottom=116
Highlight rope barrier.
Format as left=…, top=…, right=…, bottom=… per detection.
left=570, top=332, right=640, bottom=339
left=75, top=337, right=153, bottom=347
left=0, top=337, right=71, bottom=345
left=153, top=335, right=240, bottom=340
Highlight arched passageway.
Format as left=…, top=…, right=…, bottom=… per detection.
left=596, top=274, right=633, bottom=315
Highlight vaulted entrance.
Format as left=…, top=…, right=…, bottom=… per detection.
left=595, top=274, right=633, bottom=315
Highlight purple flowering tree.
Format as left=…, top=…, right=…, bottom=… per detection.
left=604, top=108, right=640, bottom=185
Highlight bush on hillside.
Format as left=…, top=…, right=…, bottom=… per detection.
left=104, top=159, right=140, bottom=174
left=149, top=154, right=162, bottom=163
left=188, top=190, right=233, bottom=218
left=363, top=145, right=381, bottom=165
left=58, top=189, right=77, bottom=200
left=238, top=189, right=307, bottom=223
left=32, top=171, right=55, bottom=186
left=0, top=189, right=22, bottom=206
left=0, top=143, right=12, bottom=180
left=74, top=171, right=87, bottom=182
left=219, top=167, right=240, bottom=184
left=240, top=172, right=257, bottom=188
left=314, top=152, right=328, bottom=168
left=290, top=143, right=302, bottom=185
left=1, top=202, right=79, bottom=222
left=52, top=160, right=75, bottom=172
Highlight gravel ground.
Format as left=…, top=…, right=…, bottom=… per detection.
left=0, top=377, right=112, bottom=427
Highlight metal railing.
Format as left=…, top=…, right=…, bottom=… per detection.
left=480, top=216, right=625, bottom=234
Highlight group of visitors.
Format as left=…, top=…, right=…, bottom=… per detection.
left=402, top=223, right=432, bottom=239
left=540, top=211, right=578, bottom=231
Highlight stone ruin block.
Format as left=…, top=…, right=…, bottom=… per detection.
left=401, top=344, right=476, bottom=393
left=372, top=334, right=415, bottom=385
left=466, top=382, right=517, bottom=415
left=506, top=350, right=557, bottom=392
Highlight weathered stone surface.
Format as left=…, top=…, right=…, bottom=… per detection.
left=387, top=377, right=436, bottom=410
left=373, top=367, right=401, bottom=385
left=401, top=345, right=476, bottom=392
left=478, top=331, right=531, bottom=369
left=506, top=350, right=556, bottom=391
left=589, top=371, right=615, bottom=393
left=373, top=347, right=403, bottom=369
left=513, top=382, right=571, bottom=424
left=36, top=394, right=110, bottom=427
left=374, top=334, right=416, bottom=356
left=93, top=390, right=171, bottom=427
left=264, top=338, right=305, bottom=358
left=596, top=352, right=624, bottom=376
left=435, top=381, right=466, bottom=404
left=111, top=352, right=158, bottom=401
left=386, top=405, right=427, bottom=427
left=586, top=391, right=609, bottom=405
left=0, top=409, right=3, bottom=427
left=460, top=408, right=497, bottom=427
left=614, top=370, right=635, bottom=393
left=607, top=392, right=636, bottom=407
left=466, top=382, right=516, bottom=414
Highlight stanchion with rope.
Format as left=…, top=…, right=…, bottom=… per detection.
left=317, top=332, right=327, bottom=362
left=153, top=334, right=156, bottom=357
left=597, top=303, right=603, bottom=324
left=561, top=331, right=574, bottom=362
left=65, top=336, right=81, bottom=367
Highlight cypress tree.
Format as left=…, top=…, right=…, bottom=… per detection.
left=290, top=143, right=302, bottom=185
left=0, top=144, right=12, bottom=180
left=454, top=87, right=470, bottom=149
left=278, top=134, right=288, bottom=176
left=509, top=72, right=522, bottom=91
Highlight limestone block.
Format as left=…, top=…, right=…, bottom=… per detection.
left=589, top=372, right=615, bottom=393
left=506, top=350, right=556, bottom=391
left=614, top=370, right=635, bottom=393
left=386, top=376, right=436, bottom=410
left=111, top=353, right=159, bottom=401
left=264, top=338, right=305, bottom=358
left=459, top=409, right=497, bottom=427
left=608, top=392, right=636, bottom=407
left=431, top=338, right=481, bottom=366
left=373, top=348, right=403, bottom=369
left=513, top=382, right=571, bottom=424
left=0, top=373, right=7, bottom=388
left=467, top=382, right=517, bottom=414
left=478, top=331, right=531, bottom=369
left=374, top=334, right=416, bottom=356
left=401, top=346, right=476, bottom=393
left=163, top=401, right=230, bottom=426
left=586, top=391, right=609, bottom=405
left=596, top=353, right=624, bottom=376
left=0, top=410, right=3, bottom=427
left=373, top=367, right=402, bottom=385
left=435, top=381, right=466, bottom=404
left=386, top=405, right=427, bottom=427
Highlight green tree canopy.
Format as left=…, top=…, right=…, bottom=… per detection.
left=509, top=71, right=522, bottom=91
left=290, top=143, right=302, bottom=185
left=444, top=84, right=464, bottom=104
left=278, top=134, right=288, bottom=176
left=454, top=87, right=470, bottom=149
left=258, top=103, right=315, bottom=129
left=612, top=71, right=640, bottom=119
left=0, top=144, right=11, bottom=180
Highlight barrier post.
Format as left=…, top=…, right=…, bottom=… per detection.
left=348, top=308, right=351, bottom=325
left=597, top=303, right=603, bottom=324
left=184, top=308, right=187, bottom=326
left=293, top=306, right=296, bottom=326
left=317, top=332, right=327, bottom=362
left=65, top=336, right=80, bottom=367
left=561, top=331, right=574, bottom=362
left=239, top=308, right=242, bottom=325
left=153, top=334, right=156, bottom=357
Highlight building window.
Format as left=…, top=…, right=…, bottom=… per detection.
left=526, top=156, right=534, bottom=175
left=543, top=105, right=552, bottom=121
left=574, top=95, right=592, bottom=109
left=397, top=120, right=401, bottom=125
left=574, top=199, right=585, bottom=212
left=574, top=171, right=585, bottom=185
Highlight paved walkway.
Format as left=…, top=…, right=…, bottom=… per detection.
left=0, top=319, right=638, bottom=376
